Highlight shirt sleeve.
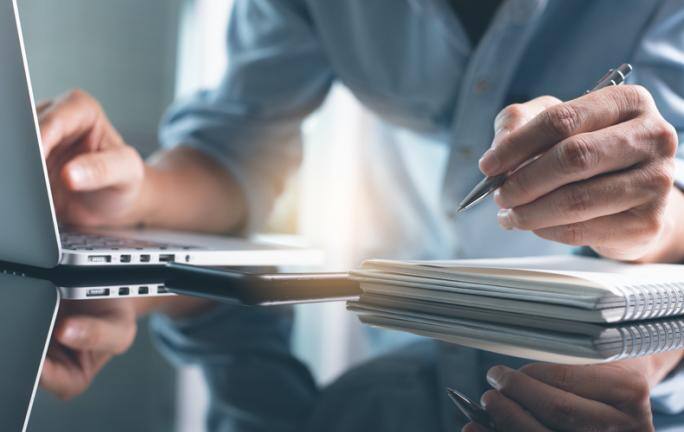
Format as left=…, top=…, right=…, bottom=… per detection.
left=159, top=0, right=334, bottom=233
left=630, top=0, right=684, bottom=189
left=149, top=304, right=318, bottom=432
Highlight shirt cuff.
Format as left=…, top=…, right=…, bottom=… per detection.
left=651, top=362, right=684, bottom=415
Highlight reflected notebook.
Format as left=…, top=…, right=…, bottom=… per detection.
left=351, top=256, right=684, bottom=324
left=348, top=295, right=684, bottom=364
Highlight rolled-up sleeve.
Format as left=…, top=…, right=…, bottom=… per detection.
left=160, top=0, right=334, bottom=233
left=150, top=304, right=318, bottom=432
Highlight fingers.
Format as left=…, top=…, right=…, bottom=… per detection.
left=480, top=390, right=549, bottom=432
left=41, top=349, right=110, bottom=400
left=39, top=89, right=105, bottom=158
left=519, top=363, right=652, bottom=408
left=485, top=365, right=628, bottom=431
left=492, top=96, right=562, bottom=147
left=496, top=168, right=659, bottom=231
left=494, top=119, right=662, bottom=209
left=461, top=422, right=491, bottom=432
left=532, top=204, right=666, bottom=257
left=480, top=85, right=656, bottom=176
left=60, top=145, right=143, bottom=191
left=53, top=313, right=136, bottom=355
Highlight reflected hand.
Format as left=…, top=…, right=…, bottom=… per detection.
left=40, top=299, right=137, bottom=400
left=39, top=90, right=147, bottom=227
left=481, top=86, right=683, bottom=262
left=463, top=351, right=683, bottom=432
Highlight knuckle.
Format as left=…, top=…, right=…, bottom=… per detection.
left=546, top=394, right=577, bottom=423
left=563, top=186, right=593, bottom=215
left=557, top=223, right=585, bottom=245
left=622, top=374, right=651, bottom=407
left=639, top=208, right=665, bottom=239
left=623, top=85, right=655, bottom=110
left=556, top=137, right=597, bottom=173
left=650, top=164, right=675, bottom=195
left=542, top=104, right=582, bottom=138
left=549, top=365, right=575, bottom=389
left=652, top=120, right=678, bottom=158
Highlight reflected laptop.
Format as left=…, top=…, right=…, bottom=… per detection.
left=1, top=263, right=174, bottom=300
left=0, top=272, right=59, bottom=431
left=0, top=0, right=321, bottom=268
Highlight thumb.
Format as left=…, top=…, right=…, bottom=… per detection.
left=61, top=145, right=143, bottom=192
left=55, top=315, right=136, bottom=355
left=493, top=96, right=562, bottom=147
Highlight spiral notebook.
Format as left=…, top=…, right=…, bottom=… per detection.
left=348, top=295, right=684, bottom=364
left=351, top=256, right=684, bottom=323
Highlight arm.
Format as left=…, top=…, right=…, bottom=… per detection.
left=41, top=0, right=333, bottom=399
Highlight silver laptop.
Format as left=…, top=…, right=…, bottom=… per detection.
left=0, top=272, right=59, bottom=432
left=0, top=0, right=321, bottom=269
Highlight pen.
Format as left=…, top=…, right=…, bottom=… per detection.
left=455, top=63, right=633, bottom=214
left=446, top=387, right=496, bottom=429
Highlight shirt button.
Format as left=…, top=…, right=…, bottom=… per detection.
left=475, top=79, right=490, bottom=94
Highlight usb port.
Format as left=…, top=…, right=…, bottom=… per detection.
left=140, top=255, right=151, bottom=263
left=157, top=285, right=168, bottom=294
left=86, top=288, right=110, bottom=298
left=120, top=255, right=132, bottom=263
left=88, top=255, right=111, bottom=264
left=118, top=287, right=130, bottom=296
left=138, top=286, right=149, bottom=295
left=159, top=254, right=174, bottom=263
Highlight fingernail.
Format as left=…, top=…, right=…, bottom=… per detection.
left=62, top=324, right=85, bottom=343
left=497, top=209, right=514, bottom=230
left=479, top=149, right=500, bottom=175
left=67, top=165, right=88, bottom=188
left=486, top=366, right=509, bottom=390
left=493, top=189, right=505, bottom=208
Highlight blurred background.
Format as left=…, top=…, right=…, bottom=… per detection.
left=19, top=0, right=375, bottom=430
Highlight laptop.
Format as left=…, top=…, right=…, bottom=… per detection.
left=0, top=0, right=321, bottom=269
left=0, top=272, right=59, bottom=431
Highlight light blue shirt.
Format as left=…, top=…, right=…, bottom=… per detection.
left=156, top=0, right=684, bottom=430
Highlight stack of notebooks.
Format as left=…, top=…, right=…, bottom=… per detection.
left=348, top=256, right=684, bottom=364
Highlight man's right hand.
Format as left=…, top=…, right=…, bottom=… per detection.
left=39, top=89, right=147, bottom=227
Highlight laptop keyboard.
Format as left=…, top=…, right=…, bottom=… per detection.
left=60, top=232, right=196, bottom=251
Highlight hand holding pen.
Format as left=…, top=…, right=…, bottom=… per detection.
left=458, top=64, right=684, bottom=263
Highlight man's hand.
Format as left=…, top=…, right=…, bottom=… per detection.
left=462, top=351, right=684, bottom=432
left=39, top=89, right=246, bottom=233
left=39, top=90, right=147, bottom=227
left=480, top=86, right=684, bottom=262
left=40, top=299, right=138, bottom=400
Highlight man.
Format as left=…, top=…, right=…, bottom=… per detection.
left=38, top=0, right=684, bottom=430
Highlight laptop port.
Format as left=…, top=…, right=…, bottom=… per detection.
left=140, top=255, right=151, bottom=263
left=86, top=288, right=110, bottom=298
left=118, top=287, right=130, bottom=296
left=159, top=254, right=174, bottom=263
left=120, top=255, right=132, bottom=263
left=157, top=285, right=168, bottom=294
left=88, top=255, right=111, bottom=264
left=138, top=286, right=149, bottom=295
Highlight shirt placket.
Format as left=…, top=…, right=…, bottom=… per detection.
left=440, top=0, right=548, bottom=217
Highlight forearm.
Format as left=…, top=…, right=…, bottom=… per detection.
left=134, top=146, right=247, bottom=234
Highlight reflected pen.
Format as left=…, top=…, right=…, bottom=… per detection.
left=446, top=387, right=496, bottom=429
left=455, top=63, right=633, bottom=214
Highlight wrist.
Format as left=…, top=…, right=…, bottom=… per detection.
left=131, top=164, right=164, bottom=227
left=637, top=189, right=684, bottom=264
